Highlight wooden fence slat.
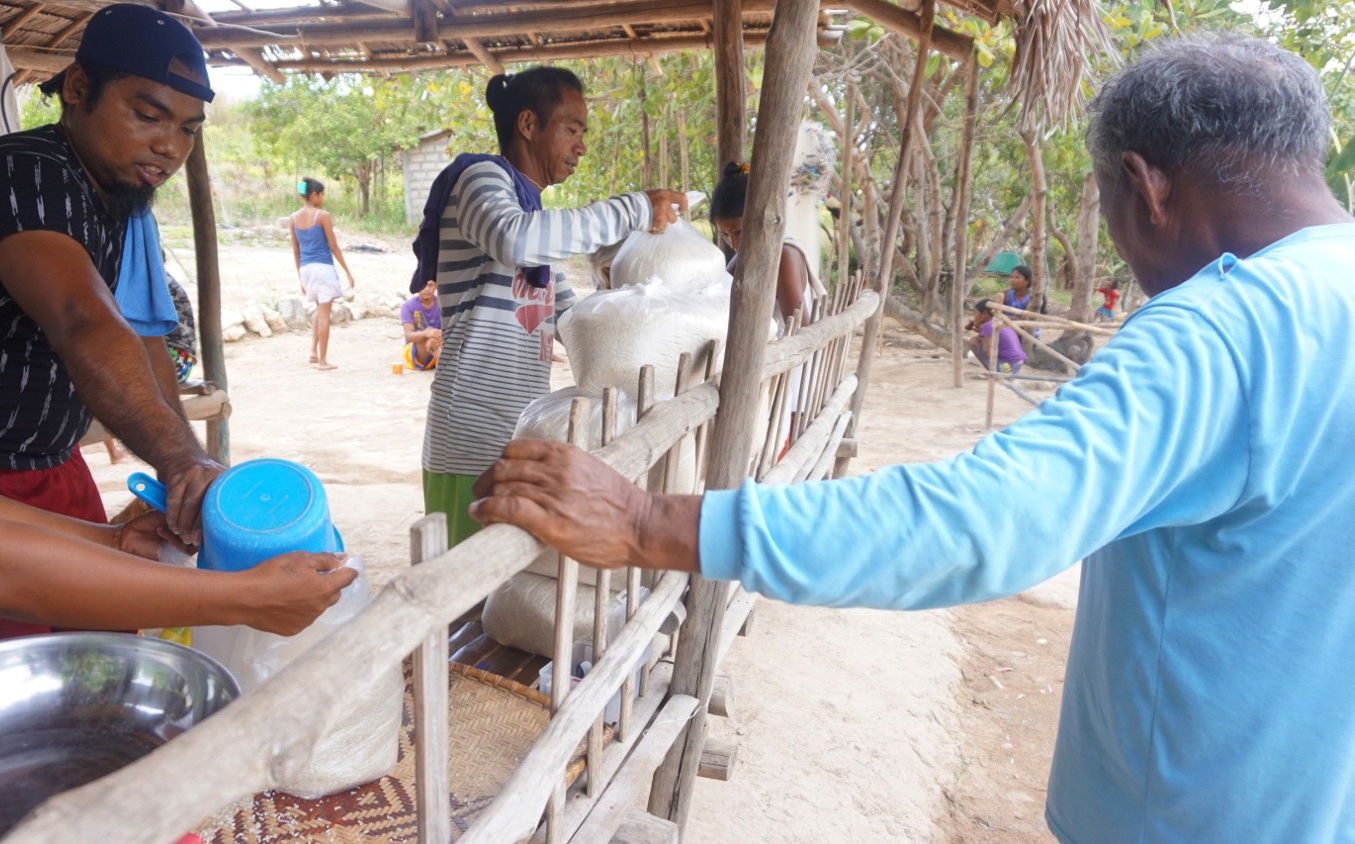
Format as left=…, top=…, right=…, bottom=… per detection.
left=567, top=695, right=700, bottom=844
left=462, top=572, right=690, bottom=843
left=410, top=514, right=451, bottom=844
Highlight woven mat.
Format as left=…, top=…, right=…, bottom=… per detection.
left=196, top=661, right=593, bottom=843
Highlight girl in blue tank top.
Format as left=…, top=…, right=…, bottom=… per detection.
left=289, top=177, right=356, bottom=370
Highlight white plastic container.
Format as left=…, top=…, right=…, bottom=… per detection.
left=537, top=642, right=649, bottom=724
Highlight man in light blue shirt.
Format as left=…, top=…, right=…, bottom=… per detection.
left=472, top=36, right=1355, bottom=843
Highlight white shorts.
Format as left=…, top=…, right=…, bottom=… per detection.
left=300, top=263, right=343, bottom=304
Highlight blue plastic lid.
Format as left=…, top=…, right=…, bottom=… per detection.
left=199, top=458, right=344, bottom=572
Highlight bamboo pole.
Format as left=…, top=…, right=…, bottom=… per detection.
left=951, top=51, right=978, bottom=389
left=647, top=0, right=822, bottom=832
left=1001, top=314, right=1082, bottom=374
left=989, top=301, right=1117, bottom=336
left=836, top=0, right=934, bottom=477
left=184, top=134, right=229, bottom=464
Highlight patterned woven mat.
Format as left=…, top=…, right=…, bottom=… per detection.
left=196, top=662, right=590, bottom=843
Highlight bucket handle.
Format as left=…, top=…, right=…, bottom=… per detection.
left=127, top=472, right=168, bottom=513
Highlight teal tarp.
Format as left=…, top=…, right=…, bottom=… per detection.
left=984, top=251, right=1021, bottom=275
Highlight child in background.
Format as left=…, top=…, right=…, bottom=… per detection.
left=401, top=280, right=442, bottom=371
left=967, top=299, right=1027, bottom=374
left=1096, top=280, right=1120, bottom=321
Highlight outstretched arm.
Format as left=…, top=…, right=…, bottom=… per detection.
left=0, top=518, right=356, bottom=634
left=0, top=231, right=222, bottom=543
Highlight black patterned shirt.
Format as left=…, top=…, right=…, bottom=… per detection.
left=0, top=124, right=126, bottom=470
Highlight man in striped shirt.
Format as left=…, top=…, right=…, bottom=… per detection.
left=415, top=66, right=685, bottom=543
left=0, top=6, right=225, bottom=638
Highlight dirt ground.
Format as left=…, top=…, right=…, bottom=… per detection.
left=84, top=232, right=1076, bottom=843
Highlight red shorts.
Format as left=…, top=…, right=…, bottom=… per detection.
left=0, top=446, right=106, bottom=639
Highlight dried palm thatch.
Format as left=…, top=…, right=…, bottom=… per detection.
left=1008, top=0, right=1118, bottom=132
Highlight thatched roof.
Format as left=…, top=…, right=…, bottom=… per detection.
left=0, top=0, right=1024, bottom=86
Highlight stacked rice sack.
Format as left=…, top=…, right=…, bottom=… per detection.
left=484, top=217, right=729, bottom=661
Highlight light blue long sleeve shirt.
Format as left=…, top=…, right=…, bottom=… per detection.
left=700, top=223, right=1355, bottom=843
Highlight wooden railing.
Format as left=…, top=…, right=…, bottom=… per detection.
left=9, top=286, right=878, bottom=844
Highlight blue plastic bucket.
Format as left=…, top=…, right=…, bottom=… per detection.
left=200, top=458, right=344, bottom=572
left=129, top=459, right=344, bottom=572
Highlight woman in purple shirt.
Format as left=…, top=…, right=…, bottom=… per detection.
left=967, top=298, right=1026, bottom=373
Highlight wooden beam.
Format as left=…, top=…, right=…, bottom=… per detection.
left=45, top=9, right=91, bottom=48
left=2, top=3, right=46, bottom=39
left=211, top=3, right=399, bottom=25
left=5, top=48, right=70, bottom=73
left=462, top=37, right=504, bottom=74
left=647, top=0, right=822, bottom=834
left=194, top=0, right=780, bottom=49
left=208, top=29, right=792, bottom=73
left=234, top=47, right=286, bottom=83
left=412, top=0, right=437, bottom=43
left=838, top=0, right=972, bottom=61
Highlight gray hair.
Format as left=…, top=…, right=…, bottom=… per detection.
left=1086, top=35, right=1330, bottom=195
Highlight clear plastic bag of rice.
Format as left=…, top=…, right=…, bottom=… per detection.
left=514, top=386, right=637, bottom=449
left=193, top=557, right=402, bottom=798
left=610, top=219, right=731, bottom=291
left=558, top=278, right=731, bottom=399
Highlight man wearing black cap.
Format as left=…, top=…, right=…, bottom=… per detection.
left=0, top=4, right=223, bottom=637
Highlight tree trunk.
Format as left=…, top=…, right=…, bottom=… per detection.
left=677, top=104, right=690, bottom=195
left=639, top=62, right=652, bottom=189
left=356, top=162, right=372, bottom=216
left=659, top=101, right=670, bottom=188
left=1069, top=171, right=1100, bottom=323
left=1020, top=129, right=1049, bottom=310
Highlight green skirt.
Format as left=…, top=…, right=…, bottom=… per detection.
left=422, top=471, right=483, bottom=546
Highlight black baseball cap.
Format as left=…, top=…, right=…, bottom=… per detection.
left=41, top=4, right=215, bottom=103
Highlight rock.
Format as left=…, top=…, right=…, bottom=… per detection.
left=241, top=303, right=272, bottom=338
left=277, top=297, right=310, bottom=330
left=223, top=323, right=247, bottom=343
left=329, top=302, right=351, bottom=324
left=345, top=300, right=371, bottom=321
left=261, top=304, right=287, bottom=332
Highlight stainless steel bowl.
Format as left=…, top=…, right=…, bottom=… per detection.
left=0, top=632, right=240, bottom=834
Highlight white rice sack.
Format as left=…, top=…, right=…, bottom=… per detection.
left=483, top=571, right=645, bottom=659
left=514, top=386, right=636, bottom=450
left=610, top=219, right=730, bottom=291
left=558, top=279, right=731, bottom=399
left=192, top=558, right=402, bottom=798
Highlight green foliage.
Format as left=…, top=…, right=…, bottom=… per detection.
left=20, top=89, right=60, bottom=129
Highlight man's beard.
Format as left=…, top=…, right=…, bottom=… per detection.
left=103, top=181, right=155, bottom=219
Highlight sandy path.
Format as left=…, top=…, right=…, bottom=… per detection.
left=84, top=239, right=1074, bottom=842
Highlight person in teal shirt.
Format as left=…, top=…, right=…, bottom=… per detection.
left=470, top=36, right=1355, bottom=843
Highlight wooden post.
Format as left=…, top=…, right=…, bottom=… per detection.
left=712, top=0, right=747, bottom=174
left=185, top=134, right=229, bottom=465
left=984, top=309, right=1000, bottom=429
left=951, top=52, right=978, bottom=389
left=1021, top=127, right=1049, bottom=313
left=835, top=0, right=935, bottom=476
left=647, top=0, right=821, bottom=832
left=837, top=70, right=855, bottom=295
